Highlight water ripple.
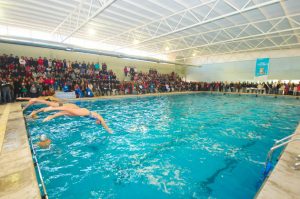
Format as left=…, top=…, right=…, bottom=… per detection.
left=24, top=94, right=300, bottom=199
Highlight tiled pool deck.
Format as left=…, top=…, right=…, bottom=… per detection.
left=0, top=91, right=299, bottom=199
left=0, top=103, right=40, bottom=199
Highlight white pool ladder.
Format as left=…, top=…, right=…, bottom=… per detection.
left=265, top=133, right=300, bottom=168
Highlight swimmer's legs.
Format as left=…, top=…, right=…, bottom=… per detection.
left=33, top=99, right=60, bottom=107
left=29, top=107, right=45, bottom=117
left=44, top=106, right=71, bottom=112
left=16, top=97, right=33, bottom=101
left=43, top=111, right=71, bottom=122
left=44, top=106, right=90, bottom=116
left=44, top=107, right=89, bottom=116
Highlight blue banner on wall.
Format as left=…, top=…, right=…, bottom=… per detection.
left=255, top=58, right=269, bottom=77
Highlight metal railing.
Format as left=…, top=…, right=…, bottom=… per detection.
left=265, top=137, right=300, bottom=168
left=273, top=133, right=296, bottom=146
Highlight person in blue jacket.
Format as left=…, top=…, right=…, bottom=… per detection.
left=75, top=84, right=84, bottom=98
left=85, top=87, right=94, bottom=97
left=63, top=83, right=70, bottom=92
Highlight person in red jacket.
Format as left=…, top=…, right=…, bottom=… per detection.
left=37, top=56, right=44, bottom=66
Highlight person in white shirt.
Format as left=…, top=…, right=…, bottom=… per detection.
left=19, top=56, right=26, bottom=66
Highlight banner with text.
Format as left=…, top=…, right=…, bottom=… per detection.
left=255, top=58, right=269, bottom=77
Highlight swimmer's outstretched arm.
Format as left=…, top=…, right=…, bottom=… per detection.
left=33, top=99, right=60, bottom=107
left=21, top=98, right=59, bottom=111
left=17, top=96, right=62, bottom=101
left=18, top=98, right=40, bottom=111
left=43, top=111, right=71, bottom=122
left=17, top=97, right=33, bottom=101
left=95, top=114, right=113, bottom=134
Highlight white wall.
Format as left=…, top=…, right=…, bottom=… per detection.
left=188, top=48, right=300, bottom=65
left=0, top=43, right=186, bottom=79
left=186, top=56, right=300, bottom=82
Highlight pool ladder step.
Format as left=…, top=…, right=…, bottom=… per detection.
left=292, top=155, right=300, bottom=170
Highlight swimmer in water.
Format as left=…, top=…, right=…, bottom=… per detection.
left=37, top=134, right=51, bottom=149
left=43, top=106, right=113, bottom=134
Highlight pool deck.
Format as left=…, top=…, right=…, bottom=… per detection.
left=0, top=91, right=299, bottom=199
left=256, top=122, right=300, bottom=199
left=0, top=103, right=40, bottom=199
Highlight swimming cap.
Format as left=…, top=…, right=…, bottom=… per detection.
left=32, top=114, right=38, bottom=119
left=40, top=134, right=47, bottom=141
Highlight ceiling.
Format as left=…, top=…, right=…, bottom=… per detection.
left=0, top=0, right=300, bottom=64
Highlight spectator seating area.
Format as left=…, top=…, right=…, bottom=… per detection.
left=0, top=53, right=300, bottom=104
left=0, top=54, right=118, bottom=102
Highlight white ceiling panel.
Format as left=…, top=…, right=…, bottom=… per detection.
left=0, top=0, right=298, bottom=63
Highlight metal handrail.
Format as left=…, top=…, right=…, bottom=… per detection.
left=28, top=132, right=48, bottom=199
left=273, top=133, right=296, bottom=146
left=265, top=138, right=300, bottom=168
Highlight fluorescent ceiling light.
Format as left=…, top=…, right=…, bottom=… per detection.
left=121, top=57, right=158, bottom=63
left=133, top=39, right=139, bottom=44
left=88, top=28, right=96, bottom=35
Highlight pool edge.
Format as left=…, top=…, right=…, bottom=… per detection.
left=255, top=122, right=300, bottom=199
left=0, top=103, right=41, bottom=199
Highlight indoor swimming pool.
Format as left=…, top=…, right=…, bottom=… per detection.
left=25, top=94, right=300, bottom=199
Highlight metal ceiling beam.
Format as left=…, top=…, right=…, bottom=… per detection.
left=177, top=32, right=300, bottom=61
left=110, top=0, right=281, bottom=50
left=145, top=14, right=300, bottom=55
left=103, top=8, right=151, bottom=25
left=91, top=15, right=137, bottom=29
left=99, top=0, right=217, bottom=43
left=110, top=4, right=154, bottom=21
left=171, top=27, right=300, bottom=54
left=121, top=0, right=164, bottom=18
left=279, top=0, right=300, bottom=43
left=51, top=0, right=117, bottom=42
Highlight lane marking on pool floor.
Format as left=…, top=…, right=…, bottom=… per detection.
left=0, top=104, right=10, bottom=154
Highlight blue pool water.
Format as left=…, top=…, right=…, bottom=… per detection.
left=25, top=94, right=300, bottom=199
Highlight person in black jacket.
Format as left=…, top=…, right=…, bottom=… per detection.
left=13, top=77, right=21, bottom=100
left=1, top=79, right=12, bottom=103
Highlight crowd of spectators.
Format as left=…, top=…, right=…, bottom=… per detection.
left=1, top=53, right=300, bottom=104
left=0, top=54, right=118, bottom=103
left=119, top=68, right=300, bottom=95
left=119, top=68, right=185, bottom=94
left=185, top=81, right=300, bottom=95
